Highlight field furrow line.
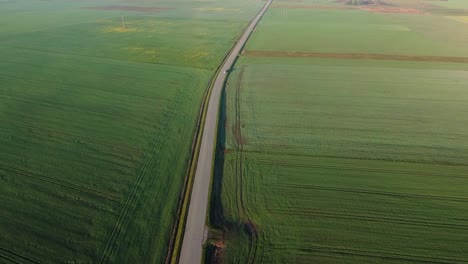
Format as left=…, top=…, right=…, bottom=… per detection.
left=0, top=46, right=195, bottom=69
left=0, top=254, right=22, bottom=264
left=0, top=120, right=143, bottom=155
left=270, top=208, right=468, bottom=230
left=98, top=75, right=194, bottom=263
left=235, top=67, right=245, bottom=216
left=305, top=245, right=468, bottom=264
left=276, top=184, right=468, bottom=202
left=0, top=71, right=175, bottom=102
left=260, top=160, right=468, bottom=179
left=249, top=151, right=468, bottom=167
left=243, top=51, right=468, bottom=63
left=0, top=247, right=40, bottom=264
left=0, top=95, right=133, bottom=119
left=234, top=67, right=260, bottom=264
left=0, top=163, right=122, bottom=203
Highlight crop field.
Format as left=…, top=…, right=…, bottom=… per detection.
left=211, top=0, right=468, bottom=263
left=0, top=0, right=263, bottom=263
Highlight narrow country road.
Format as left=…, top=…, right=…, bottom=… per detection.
left=178, top=1, right=272, bottom=263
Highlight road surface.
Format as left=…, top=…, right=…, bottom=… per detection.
left=178, top=1, right=272, bottom=263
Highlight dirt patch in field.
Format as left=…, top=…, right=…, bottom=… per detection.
left=206, top=240, right=225, bottom=264
left=271, top=4, right=355, bottom=9
left=85, top=5, right=170, bottom=12
left=338, top=0, right=391, bottom=5
left=359, top=6, right=421, bottom=13
left=243, top=50, right=468, bottom=63
left=195, top=7, right=226, bottom=12
left=232, top=121, right=247, bottom=146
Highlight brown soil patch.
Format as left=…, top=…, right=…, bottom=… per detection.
left=359, top=6, right=421, bottom=13
left=243, top=50, right=468, bottom=63
left=85, top=5, right=170, bottom=12
left=207, top=241, right=225, bottom=264
left=213, top=241, right=225, bottom=249
left=272, top=4, right=355, bottom=9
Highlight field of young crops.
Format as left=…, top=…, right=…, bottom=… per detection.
left=0, top=0, right=263, bottom=263
left=213, top=0, right=468, bottom=263
left=246, top=2, right=468, bottom=57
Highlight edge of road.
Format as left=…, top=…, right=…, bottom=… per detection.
left=176, top=1, right=272, bottom=263
left=165, top=10, right=257, bottom=264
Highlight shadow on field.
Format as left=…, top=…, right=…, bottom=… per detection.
left=209, top=84, right=228, bottom=229
left=205, top=81, right=229, bottom=264
left=206, top=68, right=259, bottom=264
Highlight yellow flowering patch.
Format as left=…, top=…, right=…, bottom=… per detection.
left=102, top=26, right=138, bottom=33
left=446, top=16, right=468, bottom=24
left=196, top=7, right=225, bottom=12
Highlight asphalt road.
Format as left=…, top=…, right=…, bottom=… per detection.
left=178, top=1, right=272, bottom=263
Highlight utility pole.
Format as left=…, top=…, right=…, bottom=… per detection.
left=121, top=15, right=126, bottom=28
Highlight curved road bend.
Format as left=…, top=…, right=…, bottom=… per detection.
left=179, top=1, right=272, bottom=263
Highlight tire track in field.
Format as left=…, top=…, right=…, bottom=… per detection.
left=0, top=254, right=21, bottom=264
left=277, top=184, right=468, bottom=202
left=0, top=71, right=177, bottom=102
left=0, top=247, right=40, bottom=264
left=242, top=50, right=468, bottom=63
left=1, top=46, right=210, bottom=70
left=0, top=120, right=142, bottom=155
left=1, top=95, right=133, bottom=119
left=304, top=245, right=468, bottom=264
left=246, top=149, right=468, bottom=167
left=98, top=74, right=197, bottom=263
left=234, top=67, right=245, bottom=215
left=260, top=159, right=468, bottom=179
left=233, top=67, right=259, bottom=264
left=270, top=208, right=468, bottom=230
left=0, top=163, right=122, bottom=203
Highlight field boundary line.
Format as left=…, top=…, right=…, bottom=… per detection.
left=242, top=50, right=468, bottom=63
left=243, top=150, right=468, bottom=167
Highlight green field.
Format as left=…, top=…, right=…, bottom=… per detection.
left=0, top=0, right=263, bottom=262
left=246, top=8, right=468, bottom=56
left=211, top=1, right=468, bottom=263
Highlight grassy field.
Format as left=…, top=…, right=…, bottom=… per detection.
left=246, top=8, right=468, bottom=56
left=211, top=0, right=468, bottom=263
left=0, top=0, right=263, bottom=263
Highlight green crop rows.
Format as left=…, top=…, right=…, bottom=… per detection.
left=0, top=0, right=263, bottom=263
left=213, top=1, right=468, bottom=263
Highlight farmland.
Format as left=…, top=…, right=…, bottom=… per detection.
left=0, top=0, right=263, bottom=263
left=211, top=0, right=468, bottom=263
